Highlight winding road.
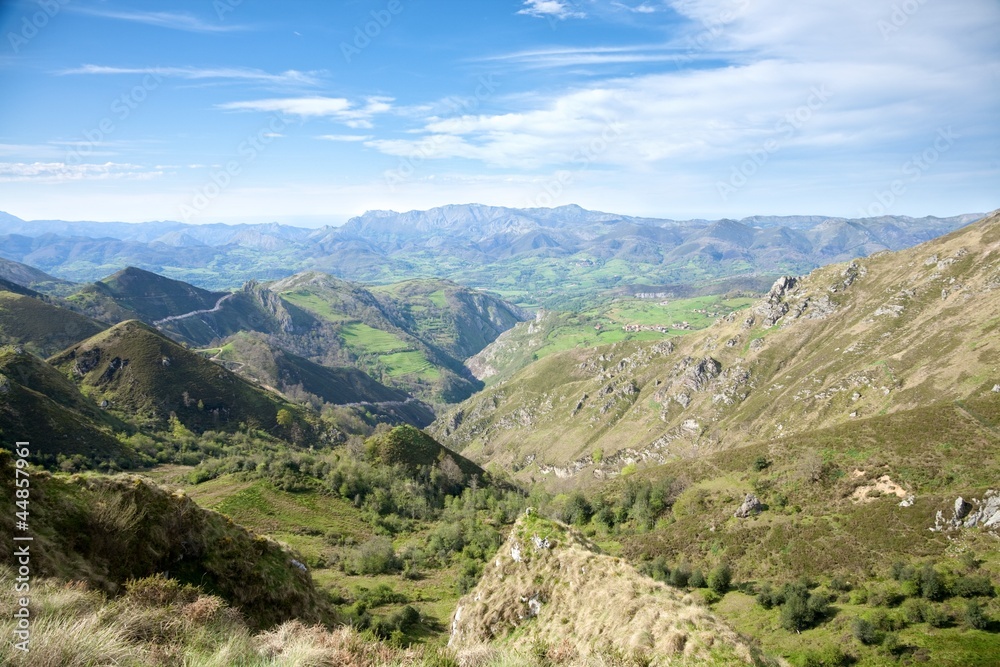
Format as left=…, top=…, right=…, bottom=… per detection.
left=153, top=293, right=235, bottom=327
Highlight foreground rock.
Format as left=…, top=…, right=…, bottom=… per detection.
left=449, top=513, right=760, bottom=665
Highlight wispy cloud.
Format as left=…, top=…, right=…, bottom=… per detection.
left=218, top=97, right=394, bottom=128
left=484, top=45, right=689, bottom=69
left=60, top=65, right=322, bottom=87
left=0, top=162, right=163, bottom=182
left=517, top=0, right=586, bottom=20
left=317, top=134, right=374, bottom=142
left=612, top=2, right=659, bottom=13
left=71, top=7, right=249, bottom=33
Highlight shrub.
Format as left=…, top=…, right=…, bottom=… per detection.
left=920, top=565, right=947, bottom=601
left=689, top=569, right=706, bottom=588
left=852, top=617, right=880, bottom=645
left=867, top=583, right=904, bottom=608
left=953, top=575, right=994, bottom=598
left=901, top=598, right=927, bottom=624
left=708, top=562, right=732, bottom=595
left=780, top=583, right=828, bottom=632
left=669, top=563, right=691, bottom=588
left=757, top=583, right=784, bottom=610
left=829, top=575, right=852, bottom=592
left=752, top=456, right=771, bottom=471
left=963, top=600, right=989, bottom=630
left=924, top=604, right=951, bottom=628
left=348, top=537, right=399, bottom=575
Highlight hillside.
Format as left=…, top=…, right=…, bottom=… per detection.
left=69, top=266, right=227, bottom=324
left=0, top=451, right=332, bottom=630
left=450, top=513, right=761, bottom=665
left=48, top=320, right=307, bottom=434
left=432, top=210, right=1000, bottom=483
left=0, top=256, right=77, bottom=295
left=203, top=331, right=436, bottom=426
left=0, top=346, right=130, bottom=464
left=0, top=289, right=107, bottom=357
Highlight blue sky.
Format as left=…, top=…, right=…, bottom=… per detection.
left=0, top=0, right=997, bottom=224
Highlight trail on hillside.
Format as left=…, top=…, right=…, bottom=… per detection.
left=153, top=293, right=235, bottom=326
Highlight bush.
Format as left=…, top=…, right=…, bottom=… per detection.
left=920, top=565, right=947, bottom=601
left=780, top=583, right=828, bottom=632
left=669, top=563, right=691, bottom=588
left=924, top=604, right=951, bottom=628
left=963, top=600, right=989, bottom=630
left=757, top=583, right=784, bottom=610
left=852, top=617, right=880, bottom=645
left=752, top=456, right=771, bottom=471
left=901, top=598, right=927, bottom=624
left=689, top=569, right=706, bottom=588
left=708, top=562, right=732, bottom=595
left=954, top=575, right=994, bottom=598
left=348, top=537, right=399, bottom=575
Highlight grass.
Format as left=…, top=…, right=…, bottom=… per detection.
left=341, top=322, right=409, bottom=354
left=280, top=289, right=354, bottom=323
left=381, top=350, right=439, bottom=379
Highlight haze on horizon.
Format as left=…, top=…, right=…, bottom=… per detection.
left=0, top=0, right=997, bottom=224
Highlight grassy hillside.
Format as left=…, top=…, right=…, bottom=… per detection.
left=202, top=331, right=433, bottom=426
left=0, top=256, right=77, bottom=295
left=433, top=210, right=1000, bottom=485
left=451, top=513, right=764, bottom=665
left=48, top=320, right=306, bottom=435
left=467, top=293, right=757, bottom=386
left=0, top=450, right=332, bottom=630
left=69, top=266, right=227, bottom=324
left=0, top=346, right=131, bottom=465
left=0, top=290, right=107, bottom=357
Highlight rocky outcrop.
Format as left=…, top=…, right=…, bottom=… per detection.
left=931, top=491, right=1000, bottom=531
left=734, top=493, right=763, bottom=518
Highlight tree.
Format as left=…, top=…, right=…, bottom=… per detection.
left=708, top=562, right=732, bottom=595
left=276, top=408, right=294, bottom=428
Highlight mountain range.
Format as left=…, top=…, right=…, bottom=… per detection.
left=0, top=205, right=982, bottom=307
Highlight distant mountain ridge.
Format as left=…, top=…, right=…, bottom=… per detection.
left=0, top=206, right=983, bottom=306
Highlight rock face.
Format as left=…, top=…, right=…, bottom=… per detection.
left=931, top=491, right=1000, bottom=531
left=734, top=493, right=763, bottom=518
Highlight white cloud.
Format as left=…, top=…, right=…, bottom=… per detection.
left=218, top=97, right=394, bottom=128
left=70, top=7, right=248, bottom=33
left=364, top=0, right=1000, bottom=176
left=0, top=162, right=162, bottom=182
left=517, top=0, right=586, bottom=20
left=318, top=135, right=374, bottom=142
left=62, top=65, right=322, bottom=87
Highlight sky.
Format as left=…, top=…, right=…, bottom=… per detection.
left=0, top=0, right=997, bottom=225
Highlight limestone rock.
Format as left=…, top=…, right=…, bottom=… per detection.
left=734, top=493, right=763, bottom=518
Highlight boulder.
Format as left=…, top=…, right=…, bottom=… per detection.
left=734, top=493, right=763, bottom=518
